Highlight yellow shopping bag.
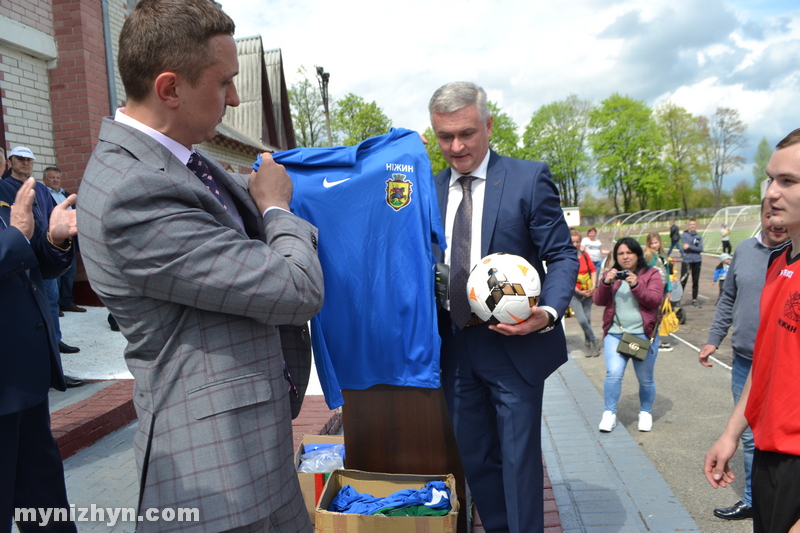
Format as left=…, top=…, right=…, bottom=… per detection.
left=659, top=298, right=680, bottom=336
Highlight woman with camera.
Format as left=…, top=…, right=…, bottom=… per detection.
left=593, top=237, right=664, bottom=433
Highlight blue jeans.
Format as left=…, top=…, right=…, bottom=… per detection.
left=667, top=239, right=684, bottom=258
left=603, top=333, right=658, bottom=413
left=570, top=294, right=597, bottom=344
left=43, top=278, right=62, bottom=343
left=732, top=353, right=754, bottom=506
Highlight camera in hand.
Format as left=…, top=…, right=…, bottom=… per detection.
left=615, top=270, right=630, bottom=280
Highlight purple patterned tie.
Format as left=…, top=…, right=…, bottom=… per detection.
left=187, top=152, right=227, bottom=210
left=450, top=176, right=477, bottom=329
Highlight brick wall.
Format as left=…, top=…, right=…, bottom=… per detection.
left=0, top=45, right=56, bottom=173
left=0, top=0, right=54, bottom=36
left=49, top=0, right=111, bottom=190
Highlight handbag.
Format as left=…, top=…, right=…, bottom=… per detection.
left=617, top=332, right=651, bottom=361
left=613, top=311, right=651, bottom=361
left=659, top=298, right=680, bottom=336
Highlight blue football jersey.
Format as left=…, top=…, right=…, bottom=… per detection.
left=272, top=128, right=446, bottom=409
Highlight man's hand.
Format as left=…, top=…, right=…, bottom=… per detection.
left=10, top=177, right=36, bottom=239
left=249, top=152, right=292, bottom=213
left=489, top=306, right=549, bottom=336
left=698, top=344, right=716, bottom=367
left=48, top=194, right=77, bottom=246
left=704, top=434, right=738, bottom=488
left=683, top=243, right=689, bottom=250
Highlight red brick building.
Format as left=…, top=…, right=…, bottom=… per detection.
left=0, top=0, right=295, bottom=300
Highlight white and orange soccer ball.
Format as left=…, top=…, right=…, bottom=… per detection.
left=466, top=253, right=541, bottom=325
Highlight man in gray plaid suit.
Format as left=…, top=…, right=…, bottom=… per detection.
left=77, top=0, right=324, bottom=531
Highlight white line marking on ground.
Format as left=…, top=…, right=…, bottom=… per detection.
left=668, top=333, right=732, bottom=370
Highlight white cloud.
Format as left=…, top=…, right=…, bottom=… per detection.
left=221, top=0, right=800, bottom=190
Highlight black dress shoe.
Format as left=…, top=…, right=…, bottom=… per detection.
left=714, top=500, right=753, bottom=520
left=58, top=341, right=80, bottom=354
left=64, top=375, right=84, bottom=388
left=108, top=313, right=120, bottom=332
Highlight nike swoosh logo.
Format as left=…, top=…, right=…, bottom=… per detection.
left=323, top=177, right=350, bottom=188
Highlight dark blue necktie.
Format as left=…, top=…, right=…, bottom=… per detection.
left=187, top=153, right=227, bottom=210
left=450, top=176, right=476, bottom=329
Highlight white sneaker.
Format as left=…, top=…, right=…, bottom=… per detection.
left=659, top=342, right=673, bottom=352
left=638, top=411, right=653, bottom=432
left=599, top=411, right=617, bottom=432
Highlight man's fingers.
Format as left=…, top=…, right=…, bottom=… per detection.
left=61, top=193, right=77, bottom=209
left=14, top=176, right=36, bottom=206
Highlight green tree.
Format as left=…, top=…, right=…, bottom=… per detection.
left=589, top=94, right=665, bottom=213
left=689, top=186, right=717, bottom=208
left=331, top=93, right=392, bottom=146
left=288, top=67, right=327, bottom=147
left=576, top=191, right=614, bottom=217
left=708, top=107, right=747, bottom=208
left=731, top=179, right=759, bottom=205
left=655, top=101, right=710, bottom=212
left=487, top=102, right=520, bottom=157
left=423, top=126, right=448, bottom=175
left=522, top=94, right=592, bottom=206
left=752, top=136, right=772, bottom=199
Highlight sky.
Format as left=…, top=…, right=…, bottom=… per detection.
left=222, top=0, right=800, bottom=192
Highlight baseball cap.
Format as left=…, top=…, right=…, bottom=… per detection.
left=719, top=253, right=732, bottom=262
left=8, top=146, right=35, bottom=160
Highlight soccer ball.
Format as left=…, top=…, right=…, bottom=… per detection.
left=466, top=253, right=541, bottom=325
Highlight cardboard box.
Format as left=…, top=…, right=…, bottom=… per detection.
left=315, top=469, right=458, bottom=533
left=295, top=434, right=345, bottom=525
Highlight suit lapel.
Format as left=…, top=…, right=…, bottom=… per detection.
left=199, top=151, right=264, bottom=241
left=98, top=120, right=255, bottom=239
left=481, top=151, right=506, bottom=257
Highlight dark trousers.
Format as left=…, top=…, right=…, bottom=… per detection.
left=681, top=261, right=702, bottom=301
left=752, top=448, right=800, bottom=533
left=0, top=400, right=76, bottom=533
left=440, top=317, right=545, bottom=533
left=722, top=240, right=732, bottom=254
left=57, top=255, right=77, bottom=309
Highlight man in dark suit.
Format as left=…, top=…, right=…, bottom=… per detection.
left=78, top=1, right=324, bottom=531
left=1, top=170, right=78, bottom=531
left=3, top=147, right=81, bottom=356
left=430, top=81, right=577, bottom=533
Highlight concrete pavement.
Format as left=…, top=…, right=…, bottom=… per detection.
left=42, top=305, right=700, bottom=532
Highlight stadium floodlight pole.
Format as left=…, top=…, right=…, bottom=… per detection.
left=316, top=65, right=333, bottom=147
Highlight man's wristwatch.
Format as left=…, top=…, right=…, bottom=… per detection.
left=538, top=311, right=556, bottom=334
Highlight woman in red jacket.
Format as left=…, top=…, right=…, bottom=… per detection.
left=593, top=237, right=664, bottom=433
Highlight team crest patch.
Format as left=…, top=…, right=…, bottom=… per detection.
left=783, top=291, right=800, bottom=322
left=386, top=173, right=413, bottom=211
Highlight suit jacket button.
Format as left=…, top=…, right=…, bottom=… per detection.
left=36, top=323, right=44, bottom=331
